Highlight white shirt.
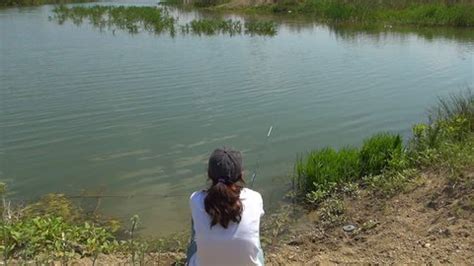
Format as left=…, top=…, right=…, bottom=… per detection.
left=188, top=188, right=264, bottom=266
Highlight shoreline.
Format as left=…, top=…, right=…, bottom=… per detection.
left=1, top=90, right=473, bottom=264
left=168, top=0, right=474, bottom=27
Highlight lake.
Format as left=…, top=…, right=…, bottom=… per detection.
left=0, top=0, right=473, bottom=236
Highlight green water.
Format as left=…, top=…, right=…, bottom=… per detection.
left=0, top=1, right=473, bottom=235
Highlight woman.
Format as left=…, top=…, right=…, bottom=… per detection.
left=186, top=148, right=265, bottom=266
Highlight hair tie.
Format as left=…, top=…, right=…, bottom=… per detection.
left=217, top=178, right=227, bottom=184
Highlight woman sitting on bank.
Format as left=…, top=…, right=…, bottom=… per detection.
left=186, top=148, right=265, bottom=266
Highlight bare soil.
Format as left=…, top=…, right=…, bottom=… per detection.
left=265, top=170, right=474, bottom=265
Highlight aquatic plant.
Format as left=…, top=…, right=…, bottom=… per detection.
left=244, top=20, right=277, bottom=36
left=187, top=19, right=243, bottom=35
left=53, top=5, right=176, bottom=35
left=52, top=6, right=278, bottom=37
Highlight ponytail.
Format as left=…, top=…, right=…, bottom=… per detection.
left=204, top=148, right=244, bottom=228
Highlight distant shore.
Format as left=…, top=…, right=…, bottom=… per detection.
left=168, top=0, right=474, bottom=27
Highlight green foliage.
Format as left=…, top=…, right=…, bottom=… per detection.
left=410, top=89, right=474, bottom=177
left=0, top=216, right=117, bottom=261
left=244, top=20, right=277, bottom=36
left=295, top=147, right=360, bottom=200
left=318, top=197, right=346, bottom=227
left=360, top=133, right=404, bottom=177
left=53, top=6, right=278, bottom=37
left=295, top=134, right=406, bottom=204
left=247, top=0, right=474, bottom=27
left=363, top=168, right=419, bottom=196
left=187, top=19, right=243, bottom=35
left=53, top=5, right=177, bottom=35
left=295, top=89, right=473, bottom=206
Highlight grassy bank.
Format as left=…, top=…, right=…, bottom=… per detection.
left=0, top=0, right=91, bottom=8
left=191, top=0, right=474, bottom=27
left=294, top=89, right=474, bottom=205
left=52, top=5, right=278, bottom=36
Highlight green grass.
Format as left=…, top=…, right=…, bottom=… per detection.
left=360, top=133, right=404, bottom=177
left=295, top=88, right=474, bottom=204
left=208, top=0, right=474, bottom=27
left=53, top=5, right=177, bottom=35
left=186, top=19, right=243, bottom=35
left=295, top=147, right=359, bottom=203
left=53, top=5, right=278, bottom=36
left=244, top=20, right=277, bottom=35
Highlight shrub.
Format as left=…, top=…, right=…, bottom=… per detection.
left=359, top=133, right=404, bottom=177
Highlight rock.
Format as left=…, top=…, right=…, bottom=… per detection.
left=439, top=228, right=451, bottom=237
left=424, top=243, right=431, bottom=248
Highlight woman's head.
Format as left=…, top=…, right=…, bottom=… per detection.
left=204, top=148, right=244, bottom=228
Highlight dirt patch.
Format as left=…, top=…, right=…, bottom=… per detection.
left=266, top=170, right=474, bottom=265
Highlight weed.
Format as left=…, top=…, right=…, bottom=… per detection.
left=360, top=133, right=404, bottom=177
left=318, top=197, right=345, bottom=227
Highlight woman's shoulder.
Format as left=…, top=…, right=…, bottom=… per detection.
left=241, top=188, right=263, bottom=201
left=189, top=190, right=206, bottom=205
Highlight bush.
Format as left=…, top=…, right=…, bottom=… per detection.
left=359, top=133, right=404, bottom=177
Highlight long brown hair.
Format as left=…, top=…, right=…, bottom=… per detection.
left=204, top=148, right=244, bottom=228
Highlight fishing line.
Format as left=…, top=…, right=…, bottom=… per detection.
left=250, top=125, right=273, bottom=187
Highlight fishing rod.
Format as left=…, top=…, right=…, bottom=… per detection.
left=250, top=125, right=274, bottom=187
left=64, top=193, right=188, bottom=199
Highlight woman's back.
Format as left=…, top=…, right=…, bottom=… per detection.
left=189, top=188, right=264, bottom=266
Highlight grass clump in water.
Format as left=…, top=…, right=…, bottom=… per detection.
left=186, top=19, right=243, bottom=35
left=53, top=6, right=278, bottom=36
left=244, top=20, right=277, bottom=36
left=53, top=5, right=177, bottom=35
